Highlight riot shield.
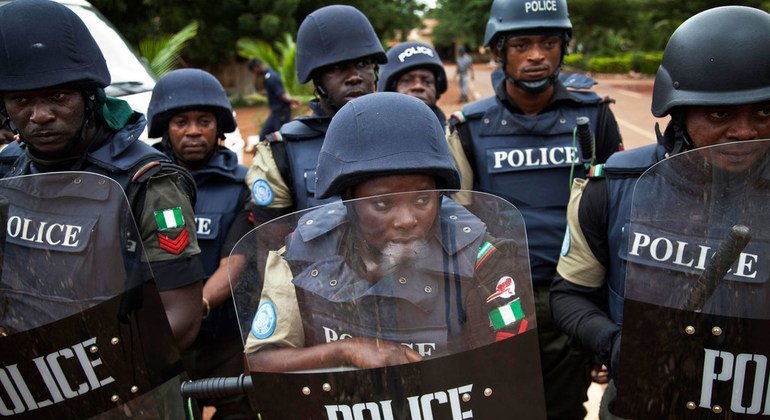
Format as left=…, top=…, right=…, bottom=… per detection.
left=0, top=172, right=187, bottom=419
left=230, top=191, right=545, bottom=419
left=615, top=139, right=770, bottom=418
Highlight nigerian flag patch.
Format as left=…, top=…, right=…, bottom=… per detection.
left=489, top=299, right=524, bottom=330
left=154, top=207, right=184, bottom=231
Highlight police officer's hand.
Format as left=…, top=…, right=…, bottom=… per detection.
left=343, top=337, right=422, bottom=369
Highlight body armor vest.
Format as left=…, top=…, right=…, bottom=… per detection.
left=458, top=88, right=602, bottom=285
left=603, top=144, right=665, bottom=323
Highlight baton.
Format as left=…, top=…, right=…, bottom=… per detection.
left=180, top=374, right=253, bottom=399
left=682, top=224, right=752, bottom=312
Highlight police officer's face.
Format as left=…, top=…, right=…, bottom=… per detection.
left=3, top=88, right=85, bottom=154
left=499, top=35, right=562, bottom=82
left=167, top=110, right=218, bottom=165
left=352, top=174, right=439, bottom=254
left=319, top=58, right=377, bottom=107
left=396, top=69, right=437, bottom=107
left=685, top=101, right=770, bottom=172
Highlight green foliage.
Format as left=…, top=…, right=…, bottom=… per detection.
left=566, top=51, right=662, bottom=75
left=91, top=0, right=426, bottom=69
left=237, top=34, right=314, bottom=97
left=431, top=0, right=490, bottom=48
left=586, top=56, right=631, bottom=74
left=563, top=54, right=586, bottom=70
left=138, top=21, right=199, bottom=77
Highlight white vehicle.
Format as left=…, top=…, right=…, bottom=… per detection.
left=0, top=0, right=245, bottom=161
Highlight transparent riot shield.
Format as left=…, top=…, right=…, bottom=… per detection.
left=0, top=172, right=187, bottom=419
left=230, top=191, right=545, bottom=419
left=615, top=139, right=770, bottom=418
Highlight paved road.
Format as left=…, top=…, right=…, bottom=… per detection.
left=439, top=63, right=666, bottom=150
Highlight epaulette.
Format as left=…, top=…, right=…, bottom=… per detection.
left=475, top=241, right=497, bottom=269
left=603, top=144, right=663, bottom=177
left=267, top=118, right=326, bottom=143
left=131, top=161, right=162, bottom=182
left=587, top=164, right=605, bottom=178
left=560, top=73, right=597, bottom=90
left=448, top=97, right=496, bottom=127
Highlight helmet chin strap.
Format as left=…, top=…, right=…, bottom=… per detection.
left=506, top=69, right=560, bottom=94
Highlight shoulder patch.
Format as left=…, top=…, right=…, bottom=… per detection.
left=251, top=301, right=277, bottom=339
left=588, top=163, right=605, bottom=178
left=486, top=276, right=517, bottom=303
left=266, top=131, right=284, bottom=143
left=252, top=179, right=274, bottom=206
left=449, top=111, right=467, bottom=126
left=489, top=299, right=525, bottom=330
left=154, top=207, right=185, bottom=230
left=476, top=241, right=497, bottom=269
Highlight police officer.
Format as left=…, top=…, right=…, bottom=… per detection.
left=248, top=58, right=300, bottom=140
left=245, top=4, right=386, bottom=225
left=0, top=0, right=204, bottom=350
left=147, top=68, right=253, bottom=417
left=549, top=6, right=770, bottom=418
left=244, top=92, right=534, bottom=374
left=447, top=0, right=623, bottom=417
left=378, top=41, right=448, bottom=126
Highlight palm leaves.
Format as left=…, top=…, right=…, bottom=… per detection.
left=237, top=33, right=313, bottom=97
left=139, top=21, right=199, bottom=78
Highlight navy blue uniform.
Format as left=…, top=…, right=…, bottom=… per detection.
left=449, top=74, right=622, bottom=419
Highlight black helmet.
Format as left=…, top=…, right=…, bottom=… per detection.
left=378, top=42, right=448, bottom=98
left=295, top=5, right=387, bottom=84
left=483, top=0, right=572, bottom=47
left=652, top=6, right=770, bottom=118
left=147, top=69, right=236, bottom=138
left=0, top=0, right=110, bottom=91
left=315, top=92, right=460, bottom=199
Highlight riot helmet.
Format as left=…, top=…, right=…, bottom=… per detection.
left=651, top=6, right=770, bottom=118
left=315, top=92, right=460, bottom=199
left=485, top=0, right=572, bottom=94
left=0, top=0, right=110, bottom=92
left=147, top=68, right=236, bottom=139
left=378, top=42, right=448, bottom=99
left=295, top=5, right=387, bottom=85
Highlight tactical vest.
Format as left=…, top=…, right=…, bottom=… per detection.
left=455, top=86, right=603, bottom=285
left=602, top=144, right=665, bottom=323
left=284, top=198, right=486, bottom=357
left=269, top=115, right=339, bottom=210
left=190, top=148, right=247, bottom=340
left=0, top=172, right=140, bottom=333
left=191, top=148, right=247, bottom=275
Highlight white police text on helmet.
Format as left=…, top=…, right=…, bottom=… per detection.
left=0, top=337, right=114, bottom=415
left=398, top=46, right=435, bottom=63
left=325, top=384, right=473, bottom=420
left=700, top=349, right=770, bottom=415
left=524, top=0, right=558, bottom=13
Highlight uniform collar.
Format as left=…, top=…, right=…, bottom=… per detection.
left=286, top=198, right=486, bottom=311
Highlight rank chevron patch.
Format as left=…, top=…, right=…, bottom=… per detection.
left=158, top=229, right=189, bottom=255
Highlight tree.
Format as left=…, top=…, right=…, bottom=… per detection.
left=430, top=0, right=490, bottom=49
left=91, top=0, right=426, bottom=69
left=139, top=22, right=199, bottom=77
left=237, top=34, right=314, bottom=97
